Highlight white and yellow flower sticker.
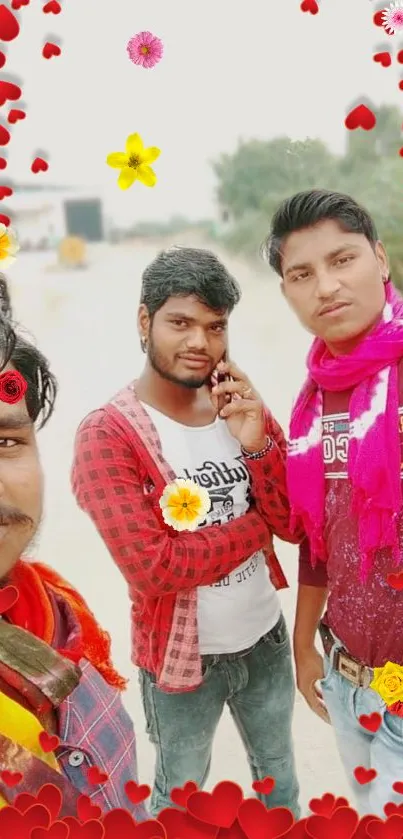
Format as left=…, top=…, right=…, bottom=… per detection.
left=0, top=224, right=19, bottom=267
left=159, top=479, right=210, bottom=532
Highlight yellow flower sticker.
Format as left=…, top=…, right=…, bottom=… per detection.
left=159, top=479, right=211, bottom=532
left=370, top=661, right=403, bottom=705
left=0, top=224, right=19, bottom=267
left=106, top=132, right=160, bottom=190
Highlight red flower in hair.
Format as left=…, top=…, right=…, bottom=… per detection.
left=0, top=370, right=27, bottom=404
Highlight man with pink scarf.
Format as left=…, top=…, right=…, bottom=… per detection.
left=262, top=189, right=403, bottom=817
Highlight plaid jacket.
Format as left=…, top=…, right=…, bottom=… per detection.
left=71, top=382, right=299, bottom=693
left=0, top=586, right=148, bottom=820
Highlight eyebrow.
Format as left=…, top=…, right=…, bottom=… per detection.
left=0, top=413, right=32, bottom=430
left=284, top=244, right=361, bottom=277
left=167, top=312, right=228, bottom=325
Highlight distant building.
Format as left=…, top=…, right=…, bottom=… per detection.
left=6, top=186, right=106, bottom=250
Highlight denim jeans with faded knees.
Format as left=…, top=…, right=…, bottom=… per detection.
left=321, top=642, right=403, bottom=818
left=139, top=612, right=300, bottom=818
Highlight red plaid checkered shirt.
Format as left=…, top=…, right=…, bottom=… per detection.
left=71, top=382, right=299, bottom=692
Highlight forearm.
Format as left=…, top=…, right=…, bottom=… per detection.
left=245, top=442, right=300, bottom=543
left=293, top=584, right=328, bottom=656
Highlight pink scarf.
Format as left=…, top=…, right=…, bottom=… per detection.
left=288, top=281, right=403, bottom=580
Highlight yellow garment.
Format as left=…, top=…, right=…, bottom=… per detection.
left=0, top=691, right=60, bottom=809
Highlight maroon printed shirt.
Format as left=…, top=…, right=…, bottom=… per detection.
left=299, top=359, right=403, bottom=668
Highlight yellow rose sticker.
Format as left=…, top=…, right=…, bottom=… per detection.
left=159, top=479, right=210, bottom=532
left=370, top=661, right=403, bottom=705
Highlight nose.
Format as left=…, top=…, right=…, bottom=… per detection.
left=315, top=269, right=341, bottom=299
left=185, top=328, right=209, bottom=351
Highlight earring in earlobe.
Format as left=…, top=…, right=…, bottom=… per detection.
left=140, top=336, right=148, bottom=353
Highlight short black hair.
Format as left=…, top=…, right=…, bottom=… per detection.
left=0, top=274, right=12, bottom=319
left=262, top=189, right=379, bottom=277
left=0, top=291, right=57, bottom=430
left=140, top=246, right=241, bottom=316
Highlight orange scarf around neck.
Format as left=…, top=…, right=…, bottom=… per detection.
left=6, top=560, right=127, bottom=692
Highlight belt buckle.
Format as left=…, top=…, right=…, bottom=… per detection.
left=338, top=652, right=362, bottom=686
left=337, top=652, right=372, bottom=689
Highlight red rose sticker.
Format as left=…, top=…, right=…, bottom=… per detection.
left=0, top=370, right=27, bottom=404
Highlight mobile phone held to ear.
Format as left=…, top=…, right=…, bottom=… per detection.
left=217, top=350, right=231, bottom=415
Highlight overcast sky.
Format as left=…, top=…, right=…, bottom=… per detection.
left=2, top=0, right=401, bottom=223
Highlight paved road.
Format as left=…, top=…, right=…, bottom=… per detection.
left=8, top=239, right=351, bottom=813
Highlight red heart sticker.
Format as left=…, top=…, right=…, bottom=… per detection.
left=373, top=11, right=384, bottom=27
left=64, top=817, right=105, bottom=839
left=393, top=782, right=403, bottom=794
left=0, top=213, right=10, bottom=225
left=305, top=806, right=359, bottom=839
left=42, top=41, right=61, bottom=59
left=238, top=800, right=294, bottom=839
left=43, top=0, right=61, bottom=11
left=285, top=820, right=309, bottom=839
left=0, top=157, right=7, bottom=168
left=0, top=51, right=5, bottom=67
left=0, top=584, right=19, bottom=613
left=38, top=732, right=60, bottom=754
left=387, top=572, right=403, bottom=590
left=366, top=814, right=403, bottom=838
left=354, top=766, right=377, bottom=785
left=170, top=781, right=199, bottom=808
left=0, top=185, right=13, bottom=200
left=87, top=766, right=109, bottom=786
left=309, top=793, right=349, bottom=817
left=0, top=770, right=22, bottom=787
left=359, top=713, right=382, bottom=733
left=125, top=780, right=151, bottom=804
left=384, top=802, right=403, bottom=817
left=300, top=0, right=319, bottom=13
left=0, top=803, right=51, bottom=836
left=102, top=809, right=139, bottom=838
left=344, top=814, right=380, bottom=839
left=373, top=52, right=391, bottom=67
left=0, top=124, right=10, bottom=146
left=77, top=795, right=103, bottom=823
left=32, top=157, right=49, bottom=173
left=187, top=782, right=244, bottom=829
left=12, top=0, right=30, bottom=8
left=158, top=807, right=219, bottom=839
left=31, top=823, right=69, bottom=839
left=0, top=4, right=19, bottom=41
left=0, top=80, right=21, bottom=106
left=15, top=791, right=38, bottom=812
left=35, top=784, right=62, bottom=822
left=252, top=776, right=275, bottom=796
left=8, top=108, right=25, bottom=123
left=345, top=105, right=376, bottom=131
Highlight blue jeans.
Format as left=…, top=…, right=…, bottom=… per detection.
left=139, top=613, right=300, bottom=818
left=321, top=642, right=403, bottom=817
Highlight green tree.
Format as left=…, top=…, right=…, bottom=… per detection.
left=212, top=105, right=403, bottom=288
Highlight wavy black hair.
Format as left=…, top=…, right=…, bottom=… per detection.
left=0, top=276, right=57, bottom=429
left=140, top=246, right=241, bottom=315
left=262, top=189, right=379, bottom=277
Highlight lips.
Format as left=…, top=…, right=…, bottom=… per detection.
left=179, top=355, right=210, bottom=366
left=319, top=302, right=349, bottom=316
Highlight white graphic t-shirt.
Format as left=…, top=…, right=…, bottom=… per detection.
left=142, top=404, right=280, bottom=654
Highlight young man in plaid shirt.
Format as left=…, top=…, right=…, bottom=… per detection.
left=72, top=247, right=301, bottom=817
left=0, top=302, right=146, bottom=820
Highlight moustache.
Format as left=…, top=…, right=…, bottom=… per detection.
left=0, top=505, right=34, bottom=528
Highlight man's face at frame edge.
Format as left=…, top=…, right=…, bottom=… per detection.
left=138, top=295, right=229, bottom=388
left=0, top=366, right=42, bottom=581
left=280, top=219, right=388, bottom=348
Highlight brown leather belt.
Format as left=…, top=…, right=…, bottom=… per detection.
left=319, top=621, right=374, bottom=689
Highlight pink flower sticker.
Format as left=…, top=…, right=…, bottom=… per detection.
left=126, top=31, right=163, bottom=69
